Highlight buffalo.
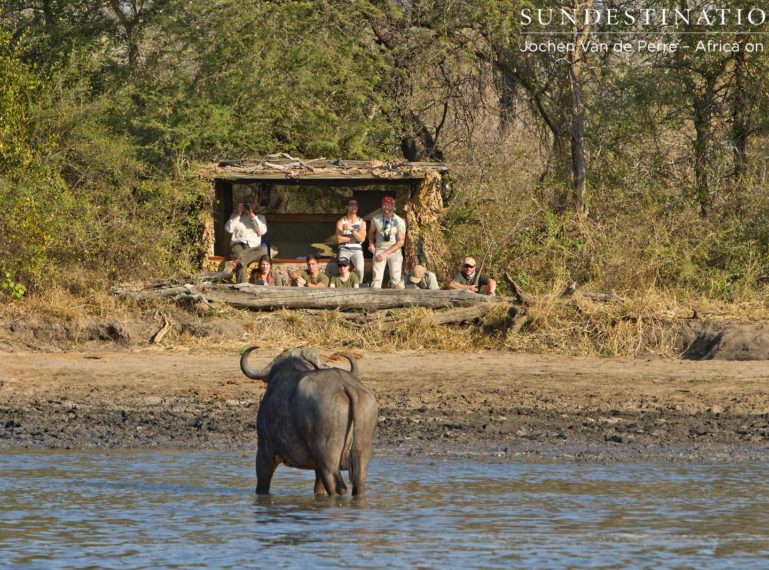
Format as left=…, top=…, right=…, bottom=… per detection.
left=240, top=346, right=377, bottom=496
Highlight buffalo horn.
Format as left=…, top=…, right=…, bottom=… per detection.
left=240, top=346, right=270, bottom=380
left=333, top=353, right=358, bottom=376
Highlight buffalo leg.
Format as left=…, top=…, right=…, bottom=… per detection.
left=350, top=451, right=371, bottom=497
left=314, top=471, right=326, bottom=495
left=317, top=467, right=337, bottom=496
left=350, top=398, right=377, bottom=497
left=315, top=464, right=339, bottom=497
left=334, top=472, right=348, bottom=495
left=255, top=447, right=276, bottom=495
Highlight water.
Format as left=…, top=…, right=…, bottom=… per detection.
left=1, top=451, right=768, bottom=569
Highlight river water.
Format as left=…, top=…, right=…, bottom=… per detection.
left=1, top=451, right=768, bottom=568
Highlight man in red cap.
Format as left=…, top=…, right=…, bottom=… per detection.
left=367, top=195, right=407, bottom=288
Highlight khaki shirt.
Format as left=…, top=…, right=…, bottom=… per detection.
left=330, top=272, right=361, bottom=289
left=299, top=270, right=329, bottom=287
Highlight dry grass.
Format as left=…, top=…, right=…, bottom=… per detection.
left=0, top=284, right=131, bottom=323
left=228, top=307, right=486, bottom=352
left=2, top=278, right=766, bottom=357
left=503, top=285, right=769, bottom=357
left=165, top=290, right=686, bottom=357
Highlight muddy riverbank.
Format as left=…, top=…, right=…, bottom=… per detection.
left=2, top=349, right=769, bottom=461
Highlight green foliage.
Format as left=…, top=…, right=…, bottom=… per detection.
left=0, top=28, right=209, bottom=291
left=107, top=0, right=397, bottom=164
left=0, top=28, right=42, bottom=171
left=2, top=0, right=769, bottom=305
left=446, top=146, right=769, bottom=301
left=1, top=271, right=26, bottom=300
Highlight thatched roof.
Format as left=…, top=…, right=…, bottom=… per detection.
left=203, top=154, right=448, bottom=182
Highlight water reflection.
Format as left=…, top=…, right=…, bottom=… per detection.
left=1, top=451, right=769, bottom=568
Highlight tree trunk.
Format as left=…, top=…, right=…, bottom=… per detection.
left=568, top=64, right=587, bottom=216
left=568, top=0, right=593, bottom=216
left=731, top=46, right=749, bottom=179
left=108, top=0, right=140, bottom=68
left=692, top=80, right=715, bottom=215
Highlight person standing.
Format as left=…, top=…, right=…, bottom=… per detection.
left=225, top=200, right=268, bottom=283
left=367, top=195, right=406, bottom=288
left=404, top=264, right=439, bottom=290
left=447, top=256, right=497, bottom=296
left=336, top=198, right=367, bottom=283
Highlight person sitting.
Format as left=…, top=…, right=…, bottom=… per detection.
left=250, top=255, right=284, bottom=286
left=447, top=256, right=496, bottom=296
left=291, top=254, right=329, bottom=288
left=329, top=257, right=360, bottom=289
left=404, top=264, right=439, bottom=290
left=224, top=200, right=268, bottom=283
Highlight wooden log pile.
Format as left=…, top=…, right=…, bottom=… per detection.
left=205, top=284, right=504, bottom=311
left=116, top=281, right=505, bottom=310
left=115, top=273, right=625, bottom=332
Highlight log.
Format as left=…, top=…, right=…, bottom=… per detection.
left=114, top=284, right=200, bottom=301
left=303, top=304, right=522, bottom=326
left=502, top=273, right=624, bottom=305
left=201, top=284, right=502, bottom=311
left=150, top=314, right=172, bottom=344
left=425, top=303, right=508, bottom=325
left=301, top=309, right=373, bottom=324
left=581, top=291, right=626, bottom=304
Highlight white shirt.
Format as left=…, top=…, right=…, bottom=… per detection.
left=224, top=213, right=267, bottom=248
left=339, top=216, right=364, bottom=249
left=372, top=213, right=406, bottom=249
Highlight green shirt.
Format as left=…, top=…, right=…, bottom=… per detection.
left=330, top=272, right=360, bottom=288
left=300, top=270, right=329, bottom=286
left=452, top=271, right=489, bottom=289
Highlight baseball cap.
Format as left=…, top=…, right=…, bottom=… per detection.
left=410, top=265, right=426, bottom=284
left=463, top=256, right=477, bottom=268
left=381, top=195, right=395, bottom=206
left=337, top=257, right=350, bottom=266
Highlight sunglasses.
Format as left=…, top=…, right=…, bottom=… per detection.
left=464, top=264, right=476, bottom=269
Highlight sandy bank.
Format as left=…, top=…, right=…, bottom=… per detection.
left=1, top=349, right=768, bottom=461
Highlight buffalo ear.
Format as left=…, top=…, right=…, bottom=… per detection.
left=299, top=348, right=329, bottom=370
left=240, top=346, right=271, bottom=380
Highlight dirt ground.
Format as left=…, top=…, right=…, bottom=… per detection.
left=2, top=347, right=769, bottom=461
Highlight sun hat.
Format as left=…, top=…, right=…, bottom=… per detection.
left=410, top=265, right=426, bottom=284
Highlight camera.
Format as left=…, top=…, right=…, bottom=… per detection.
left=383, top=220, right=392, bottom=241
left=242, top=203, right=251, bottom=211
